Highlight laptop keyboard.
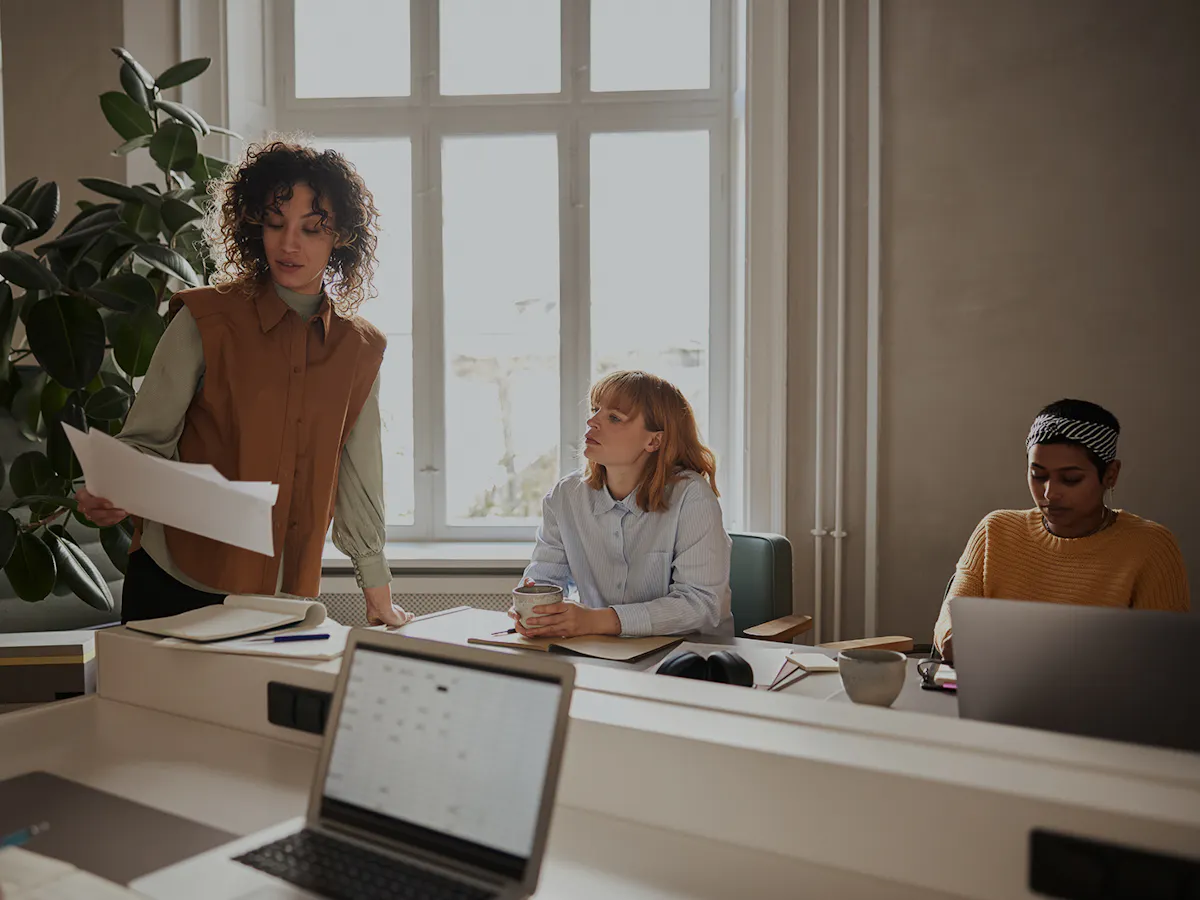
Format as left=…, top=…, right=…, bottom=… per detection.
left=234, top=829, right=497, bottom=900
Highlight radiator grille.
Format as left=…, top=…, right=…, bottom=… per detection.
left=318, top=592, right=511, bottom=626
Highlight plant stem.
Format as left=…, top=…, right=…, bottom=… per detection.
left=21, top=508, right=68, bottom=532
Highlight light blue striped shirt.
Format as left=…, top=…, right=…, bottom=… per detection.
left=522, top=471, right=733, bottom=637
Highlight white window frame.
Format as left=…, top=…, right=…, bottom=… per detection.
left=271, top=0, right=736, bottom=542
left=180, top=0, right=793, bottom=549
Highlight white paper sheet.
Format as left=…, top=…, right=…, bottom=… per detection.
left=0, top=849, right=143, bottom=899
left=64, top=424, right=278, bottom=556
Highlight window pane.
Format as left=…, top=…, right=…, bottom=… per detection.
left=442, top=136, right=559, bottom=524
left=295, top=0, right=410, bottom=98
left=591, top=0, right=710, bottom=93
left=591, top=131, right=710, bottom=439
left=440, top=0, right=560, bottom=96
left=320, top=139, right=415, bottom=525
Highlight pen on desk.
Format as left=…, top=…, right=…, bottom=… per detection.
left=249, top=633, right=331, bottom=644
left=1, top=822, right=49, bottom=848
left=491, top=628, right=517, bottom=636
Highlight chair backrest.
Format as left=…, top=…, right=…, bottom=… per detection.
left=728, top=532, right=793, bottom=636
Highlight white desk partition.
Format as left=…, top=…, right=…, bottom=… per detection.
left=56, top=619, right=1200, bottom=898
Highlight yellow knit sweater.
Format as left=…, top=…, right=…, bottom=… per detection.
left=934, top=508, right=1190, bottom=652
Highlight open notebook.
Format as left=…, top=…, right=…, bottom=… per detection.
left=467, top=631, right=681, bottom=663
left=125, top=596, right=326, bottom=642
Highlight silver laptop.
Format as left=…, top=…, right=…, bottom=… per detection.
left=134, top=630, right=575, bottom=899
left=952, top=596, right=1200, bottom=753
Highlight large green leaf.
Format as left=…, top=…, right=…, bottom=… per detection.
left=44, top=530, right=114, bottom=612
left=25, top=295, right=107, bottom=389
left=10, top=370, right=46, bottom=441
left=10, top=451, right=59, bottom=497
left=133, top=202, right=163, bottom=241
left=119, top=60, right=151, bottom=108
left=58, top=202, right=119, bottom=237
left=187, top=154, right=229, bottom=191
left=100, top=91, right=154, bottom=141
left=207, top=125, right=245, bottom=140
left=35, top=214, right=121, bottom=252
left=47, top=396, right=86, bottom=481
left=133, top=243, right=200, bottom=286
left=9, top=451, right=69, bottom=518
left=39, top=379, right=72, bottom=422
left=67, top=262, right=100, bottom=293
left=0, top=205, right=37, bottom=230
left=87, top=272, right=157, bottom=313
left=0, top=284, right=14, bottom=383
left=111, top=134, right=152, bottom=157
left=111, top=48, right=155, bottom=89
left=0, top=511, right=17, bottom=569
left=3, top=176, right=37, bottom=209
left=79, top=177, right=143, bottom=203
left=2, top=181, right=59, bottom=246
left=156, top=57, right=212, bottom=90
left=131, top=184, right=163, bottom=208
left=46, top=525, right=79, bottom=597
left=160, top=198, right=202, bottom=235
left=47, top=421, right=82, bottom=483
left=84, top=385, right=132, bottom=421
left=0, top=250, right=61, bottom=292
left=112, top=304, right=165, bottom=377
left=152, top=99, right=210, bottom=136
left=100, top=523, right=131, bottom=576
left=149, top=121, right=198, bottom=173
left=5, top=532, right=56, bottom=603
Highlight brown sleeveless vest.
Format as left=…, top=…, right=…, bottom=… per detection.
left=162, top=282, right=385, bottom=597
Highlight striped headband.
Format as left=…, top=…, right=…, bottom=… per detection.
left=1026, top=414, right=1119, bottom=463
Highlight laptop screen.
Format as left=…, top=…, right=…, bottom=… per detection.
left=319, top=643, right=563, bottom=879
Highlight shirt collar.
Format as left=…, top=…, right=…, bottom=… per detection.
left=254, top=281, right=334, bottom=340
left=590, top=483, right=644, bottom=518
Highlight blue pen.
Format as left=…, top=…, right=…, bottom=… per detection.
left=249, top=633, right=331, bottom=644
left=1, top=822, right=49, bottom=848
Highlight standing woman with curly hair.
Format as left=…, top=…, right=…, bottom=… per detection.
left=75, top=140, right=413, bottom=627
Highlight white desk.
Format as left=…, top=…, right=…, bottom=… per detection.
left=0, top=695, right=955, bottom=899
left=401, top=606, right=958, bottom=715
left=3, top=619, right=1198, bottom=899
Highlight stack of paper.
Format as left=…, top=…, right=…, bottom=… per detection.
left=0, top=847, right=144, bottom=899
left=64, top=424, right=278, bottom=555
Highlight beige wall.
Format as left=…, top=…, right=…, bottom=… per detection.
left=788, top=0, right=1200, bottom=644
left=1, top=0, right=125, bottom=212
left=1, top=0, right=178, bottom=214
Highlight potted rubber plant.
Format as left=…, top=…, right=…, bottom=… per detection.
left=0, top=47, right=238, bottom=612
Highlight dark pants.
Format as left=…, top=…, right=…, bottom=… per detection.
left=120, top=549, right=226, bottom=623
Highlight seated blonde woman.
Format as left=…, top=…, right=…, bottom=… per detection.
left=512, top=370, right=732, bottom=639
left=935, top=399, right=1189, bottom=661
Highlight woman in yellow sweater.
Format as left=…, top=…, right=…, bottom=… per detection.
left=934, top=399, right=1189, bottom=660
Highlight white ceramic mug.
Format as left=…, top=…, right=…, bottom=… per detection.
left=511, top=583, right=564, bottom=628
left=837, top=649, right=907, bottom=707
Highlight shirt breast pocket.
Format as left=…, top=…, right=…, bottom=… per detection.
left=630, top=550, right=673, bottom=601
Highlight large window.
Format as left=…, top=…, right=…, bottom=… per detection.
left=281, top=0, right=738, bottom=539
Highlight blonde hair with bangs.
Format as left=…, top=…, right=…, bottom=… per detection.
left=583, top=370, right=718, bottom=513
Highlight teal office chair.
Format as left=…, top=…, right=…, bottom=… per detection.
left=729, top=532, right=813, bottom=643
left=729, top=531, right=915, bottom=651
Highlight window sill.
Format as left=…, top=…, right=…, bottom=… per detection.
left=322, top=541, right=530, bottom=574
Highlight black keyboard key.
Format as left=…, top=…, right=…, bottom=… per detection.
left=234, top=829, right=495, bottom=900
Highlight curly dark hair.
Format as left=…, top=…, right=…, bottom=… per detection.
left=202, top=139, right=380, bottom=316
